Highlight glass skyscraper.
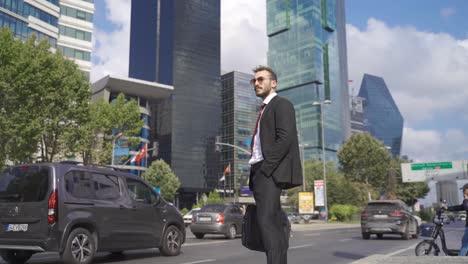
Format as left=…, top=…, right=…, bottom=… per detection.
left=220, top=71, right=261, bottom=198
left=267, top=0, right=350, bottom=161
left=358, top=74, right=403, bottom=156
left=129, top=0, right=221, bottom=208
left=0, top=0, right=94, bottom=79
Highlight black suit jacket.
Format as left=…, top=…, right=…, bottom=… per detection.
left=258, top=95, right=303, bottom=189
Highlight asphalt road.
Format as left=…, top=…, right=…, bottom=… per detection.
left=2, top=221, right=466, bottom=264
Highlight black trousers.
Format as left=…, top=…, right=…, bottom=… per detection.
left=251, top=161, right=288, bottom=264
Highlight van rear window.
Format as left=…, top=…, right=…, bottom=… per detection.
left=0, top=166, right=50, bottom=202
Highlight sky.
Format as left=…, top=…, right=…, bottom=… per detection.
left=91, top=0, right=468, bottom=163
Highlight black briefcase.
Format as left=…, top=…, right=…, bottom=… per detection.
left=241, top=204, right=265, bottom=252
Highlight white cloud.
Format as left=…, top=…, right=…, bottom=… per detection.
left=402, top=127, right=468, bottom=161
left=221, top=0, right=267, bottom=73
left=91, top=0, right=131, bottom=82
left=440, top=7, right=456, bottom=17
left=347, top=18, right=468, bottom=125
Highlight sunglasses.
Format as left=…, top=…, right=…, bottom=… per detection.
left=250, top=77, right=272, bottom=86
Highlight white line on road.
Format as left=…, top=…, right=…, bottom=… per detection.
left=178, top=259, right=216, bottom=264
left=385, top=243, right=419, bottom=257
left=339, top=238, right=353, bottom=242
left=290, top=243, right=316, bottom=249
left=184, top=240, right=233, bottom=247
left=304, top=233, right=321, bottom=236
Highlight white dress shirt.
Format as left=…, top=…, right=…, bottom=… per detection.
left=249, top=92, right=277, bottom=165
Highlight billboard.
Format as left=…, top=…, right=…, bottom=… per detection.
left=314, top=180, right=324, bottom=206
left=298, top=192, right=314, bottom=214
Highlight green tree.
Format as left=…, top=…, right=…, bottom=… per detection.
left=287, top=160, right=370, bottom=210
left=142, top=159, right=181, bottom=201
left=79, top=94, right=143, bottom=164
left=0, top=27, right=90, bottom=164
left=338, top=132, right=392, bottom=200
left=392, top=158, right=430, bottom=206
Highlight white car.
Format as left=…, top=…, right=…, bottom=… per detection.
left=183, top=208, right=201, bottom=226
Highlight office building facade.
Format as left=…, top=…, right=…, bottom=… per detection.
left=358, top=73, right=403, bottom=156
left=92, top=75, right=174, bottom=175
left=220, top=71, right=261, bottom=197
left=129, top=0, right=221, bottom=208
left=267, top=0, right=350, bottom=162
left=0, top=0, right=94, bottom=79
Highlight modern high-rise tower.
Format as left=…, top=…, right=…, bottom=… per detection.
left=220, top=71, right=261, bottom=200
left=358, top=74, right=403, bottom=156
left=0, top=0, right=94, bottom=79
left=267, top=0, right=350, bottom=161
left=129, top=0, right=221, bottom=208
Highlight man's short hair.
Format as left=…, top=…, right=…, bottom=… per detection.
left=253, top=65, right=277, bottom=81
left=461, top=183, right=468, bottom=191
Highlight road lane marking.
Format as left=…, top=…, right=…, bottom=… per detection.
left=290, top=243, right=316, bottom=249
left=179, top=259, right=216, bottom=264
left=304, top=233, right=321, bottom=236
left=184, top=240, right=233, bottom=247
left=385, top=243, right=419, bottom=257
left=339, top=238, right=353, bottom=242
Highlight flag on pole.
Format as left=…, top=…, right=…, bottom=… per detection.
left=223, top=163, right=231, bottom=175
left=131, top=143, right=147, bottom=165
left=219, top=175, right=225, bottom=182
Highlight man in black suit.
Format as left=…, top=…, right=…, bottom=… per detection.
left=249, top=66, right=303, bottom=264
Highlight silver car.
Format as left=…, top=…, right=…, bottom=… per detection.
left=190, top=204, right=243, bottom=239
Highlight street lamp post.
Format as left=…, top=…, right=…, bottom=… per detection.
left=313, top=99, right=331, bottom=222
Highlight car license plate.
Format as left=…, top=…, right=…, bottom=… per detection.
left=199, top=217, right=211, bottom=222
left=6, top=224, right=28, bottom=232
left=374, top=215, right=388, bottom=219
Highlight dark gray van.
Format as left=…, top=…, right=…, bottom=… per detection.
left=0, top=162, right=185, bottom=264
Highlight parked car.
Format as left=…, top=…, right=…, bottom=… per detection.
left=0, top=162, right=185, bottom=264
left=360, top=200, right=419, bottom=240
left=190, top=204, right=243, bottom=239
left=287, top=212, right=301, bottom=224
left=183, top=208, right=201, bottom=226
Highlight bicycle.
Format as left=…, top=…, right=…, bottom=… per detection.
left=415, top=207, right=463, bottom=256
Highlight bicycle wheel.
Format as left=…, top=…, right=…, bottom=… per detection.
left=415, top=240, right=440, bottom=256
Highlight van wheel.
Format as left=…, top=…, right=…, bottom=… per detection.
left=225, top=225, right=237, bottom=239
left=159, top=225, right=182, bottom=256
left=62, top=228, right=95, bottom=264
left=0, top=250, right=33, bottom=264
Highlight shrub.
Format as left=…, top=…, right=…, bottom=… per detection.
left=330, top=204, right=359, bottom=222
left=418, top=208, right=433, bottom=222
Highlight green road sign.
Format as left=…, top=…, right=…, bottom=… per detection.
left=411, top=162, right=453, bottom=171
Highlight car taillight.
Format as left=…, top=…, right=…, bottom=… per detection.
left=389, top=211, right=404, bottom=217
left=48, top=190, right=58, bottom=225
left=361, top=211, right=368, bottom=217
left=216, top=213, right=225, bottom=224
